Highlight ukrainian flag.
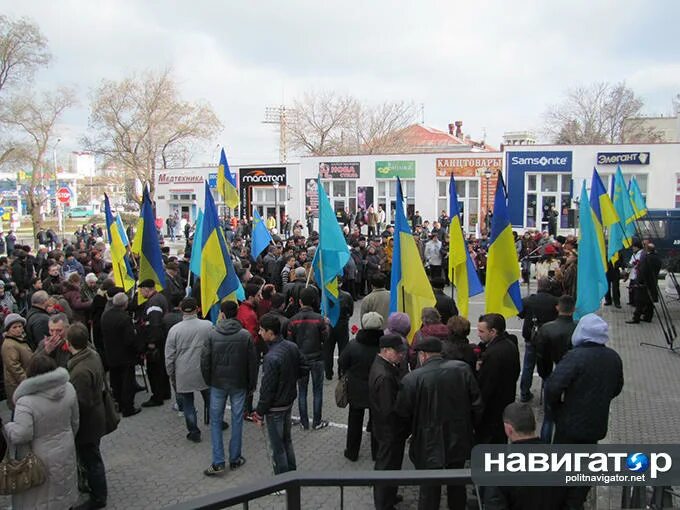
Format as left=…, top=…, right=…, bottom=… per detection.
left=575, top=182, right=608, bottom=319
left=590, top=168, right=619, bottom=271
left=189, top=209, right=204, bottom=277
left=448, top=175, right=483, bottom=318
left=251, top=209, right=273, bottom=260
left=104, top=194, right=135, bottom=292
left=485, top=173, right=522, bottom=318
left=136, top=186, right=166, bottom=299
left=609, top=167, right=637, bottom=263
left=389, top=177, right=435, bottom=341
left=216, top=148, right=239, bottom=210
left=629, top=176, right=647, bottom=219
left=200, top=182, right=240, bottom=318
left=312, top=176, right=350, bottom=327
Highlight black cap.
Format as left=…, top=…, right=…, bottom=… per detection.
left=180, top=297, right=198, bottom=313
left=414, top=336, right=442, bottom=353
left=379, top=334, right=406, bottom=352
left=138, top=279, right=156, bottom=289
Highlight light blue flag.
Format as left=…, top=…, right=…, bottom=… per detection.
left=251, top=209, right=273, bottom=260
left=189, top=209, right=204, bottom=277
left=575, top=182, right=608, bottom=319
left=115, top=214, right=129, bottom=247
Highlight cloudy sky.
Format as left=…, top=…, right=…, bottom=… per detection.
left=3, top=0, right=678, bottom=165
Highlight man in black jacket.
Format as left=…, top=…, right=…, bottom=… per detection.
left=396, top=337, right=483, bottom=510
left=138, top=279, right=171, bottom=407
left=25, top=290, right=51, bottom=350
left=483, top=403, right=567, bottom=510
left=517, top=278, right=558, bottom=402
left=101, top=293, right=142, bottom=417
left=324, top=281, right=354, bottom=380
left=252, top=314, right=309, bottom=474
left=288, top=287, right=329, bottom=430
left=628, top=243, right=662, bottom=323
left=201, top=300, right=258, bottom=477
left=369, top=334, right=408, bottom=510
left=545, top=313, right=623, bottom=508
left=536, top=295, right=576, bottom=381
left=431, top=277, right=458, bottom=324
left=476, top=313, right=520, bottom=445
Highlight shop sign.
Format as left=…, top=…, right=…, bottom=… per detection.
left=597, top=152, right=650, bottom=165
left=319, top=162, right=360, bottom=179
left=305, top=178, right=319, bottom=215
left=158, top=173, right=205, bottom=185
left=436, top=157, right=502, bottom=177
left=375, top=160, right=416, bottom=178
left=507, top=151, right=572, bottom=171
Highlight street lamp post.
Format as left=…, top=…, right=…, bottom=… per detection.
left=52, top=138, right=62, bottom=236
left=272, top=180, right=280, bottom=232
left=483, top=169, right=493, bottom=234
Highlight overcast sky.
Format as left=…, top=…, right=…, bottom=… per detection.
left=3, top=0, right=679, bottom=166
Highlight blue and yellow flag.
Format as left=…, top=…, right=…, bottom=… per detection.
left=312, top=176, right=350, bottom=327
left=115, top=214, right=129, bottom=247
left=389, top=177, right=435, bottom=341
left=189, top=209, right=204, bottom=277
left=609, top=167, right=637, bottom=262
left=575, top=182, right=608, bottom=319
left=251, top=209, right=273, bottom=260
left=590, top=168, right=619, bottom=270
left=104, top=194, right=135, bottom=292
left=448, top=175, right=483, bottom=318
left=136, top=186, right=165, bottom=300
left=485, top=173, right=522, bottom=318
left=200, top=182, right=237, bottom=317
left=216, top=148, right=239, bottom=210
left=629, top=176, right=647, bottom=219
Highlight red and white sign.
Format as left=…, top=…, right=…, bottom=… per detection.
left=56, top=187, right=71, bottom=203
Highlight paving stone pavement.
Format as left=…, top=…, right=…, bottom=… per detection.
left=1, top=284, right=679, bottom=509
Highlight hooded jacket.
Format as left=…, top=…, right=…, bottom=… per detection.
left=200, top=318, right=258, bottom=393
left=544, top=314, right=623, bottom=442
left=338, top=328, right=382, bottom=409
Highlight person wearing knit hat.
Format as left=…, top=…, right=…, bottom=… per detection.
left=385, top=312, right=411, bottom=339
left=360, top=311, right=384, bottom=331
left=544, top=313, right=623, bottom=507
left=1, top=313, right=31, bottom=410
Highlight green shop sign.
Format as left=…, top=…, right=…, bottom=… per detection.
left=375, top=160, right=416, bottom=178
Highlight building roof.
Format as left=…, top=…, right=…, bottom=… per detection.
left=394, top=124, right=497, bottom=153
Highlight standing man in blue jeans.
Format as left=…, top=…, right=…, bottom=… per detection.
left=201, top=300, right=258, bottom=476
left=288, top=287, right=329, bottom=430
left=252, top=314, right=309, bottom=473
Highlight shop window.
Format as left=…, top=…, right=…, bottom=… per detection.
left=527, top=175, right=537, bottom=191
left=542, top=174, right=558, bottom=192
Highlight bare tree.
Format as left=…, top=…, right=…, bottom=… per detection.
left=0, top=88, right=77, bottom=239
left=350, top=100, right=417, bottom=154
left=84, top=68, right=222, bottom=201
left=544, top=82, right=664, bottom=144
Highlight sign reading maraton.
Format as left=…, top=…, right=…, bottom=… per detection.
left=597, top=152, right=650, bottom=165
left=375, top=160, right=416, bottom=179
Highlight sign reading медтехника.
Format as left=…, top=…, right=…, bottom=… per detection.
left=471, top=444, right=679, bottom=486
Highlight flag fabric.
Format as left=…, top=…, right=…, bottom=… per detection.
left=251, top=209, right=273, bottom=260
left=104, top=194, right=135, bottom=292
left=216, top=148, right=239, bottom=210
left=575, top=182, right=608, bottom=319
left=189, top=209, right=204, bottom=277
left=389, top=177, right=436, bottom=342
left=448, top=175, right=483, bottom=318
left=115, top=214, right=130, bottom=247
left=629, top=176, right=647, bottom=219
left=136, top=186, right=166, bottom=299
left=485, top=173, right=523, bottom=318
left=609, top=167, right=637, bottom=262
left=589, top=168, right=619, bottom=270
left=200, top=182, right=233, bottom=316
left=312, top=177, right=350, bottom=327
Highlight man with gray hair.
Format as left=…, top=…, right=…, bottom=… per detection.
left=25, top=290, right=51, bottom=350
left=102, top=292, right=142, bottom=417
left=35, top=312, right=71, bottom=368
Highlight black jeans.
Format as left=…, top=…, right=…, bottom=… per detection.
left=77, top=441, right=107, bottom=505
left=605, top=273, right=620, bottom=305
left=417, top=460, right=466, bottom=510
left=554, top=433, right=596, bottom=509
left=325, top=321, right=349, bottom=378
left=373, top=435, right=405, bottom=510
left=633, top=285, right=654, bottom=322
left=109, top=364, right=136, bottom=414
left=147, top=355, right=171, bottom=401
left=266, top=408, right=296, bottom=474
left=345, top=406, right=376, bottom=460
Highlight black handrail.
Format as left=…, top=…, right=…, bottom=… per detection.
left=165, top=468, right=473, bottom=510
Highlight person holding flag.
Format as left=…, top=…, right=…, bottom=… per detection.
left=448, top=175, right=483, bottom=318
left=103, top=194, right=135, bottom=292
left=389, top=177, right=436, bottom=343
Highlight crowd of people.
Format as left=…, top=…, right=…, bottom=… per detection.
left=0, top=208, right=656, bottom=509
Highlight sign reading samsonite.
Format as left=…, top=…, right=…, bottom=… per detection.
left=508, top=151, right=572, bottom=171
left=319, top=162, right=360, bottom=179
left=597, top=152, right=650, bottom=165
left=375, top=160, right=416, bottom=179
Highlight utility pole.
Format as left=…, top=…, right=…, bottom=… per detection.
left=263, top=105, right=296, bottom=163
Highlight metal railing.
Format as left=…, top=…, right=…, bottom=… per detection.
left=165, top=468, right=473, bottom=510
